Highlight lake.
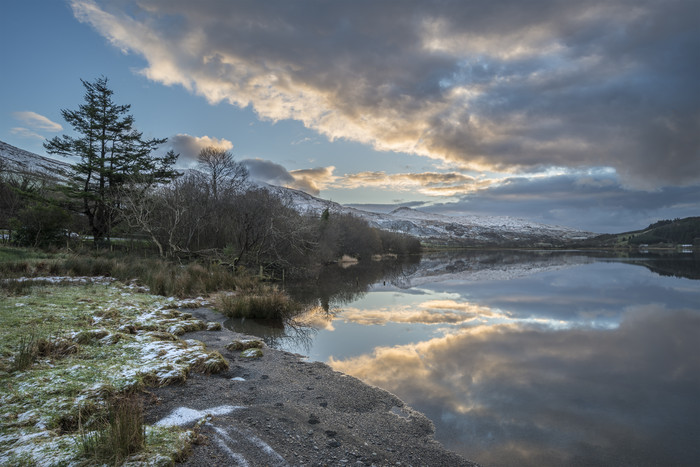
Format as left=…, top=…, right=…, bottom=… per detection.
left=225, top=250, right=700, bottom=466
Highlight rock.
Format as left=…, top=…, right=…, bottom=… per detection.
left=308, top=414, right=320, bottom=425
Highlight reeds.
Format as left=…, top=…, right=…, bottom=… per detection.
left=0, top=250, right=243, bottom=298
left=79, top=395, right=145, bottom=464
left=215, top=285, right=301, bottom=319
left=10, top=333, right=38, bottom=372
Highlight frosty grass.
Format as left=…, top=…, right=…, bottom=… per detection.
left=0, top=280, right=226, bottom=466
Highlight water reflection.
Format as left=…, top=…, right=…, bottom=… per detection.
left=330, top=305, right=700, bottom=466
left=286, top=255, right=421, bottom=309
left=224, top=313, right=324, bottom=355
left=225, top=251, right=700, bottom=465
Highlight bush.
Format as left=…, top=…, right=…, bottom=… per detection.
left=10, top=203, right=71, bottom=248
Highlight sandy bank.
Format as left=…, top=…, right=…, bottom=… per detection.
left=146, top=307, right=477, bottom=466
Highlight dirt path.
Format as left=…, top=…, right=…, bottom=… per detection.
left=144, top=308, right=477, bottom=466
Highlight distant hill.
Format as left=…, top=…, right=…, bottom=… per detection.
left=577, top=217, right=700, bottom=248
left=626, top=218, right=700, bottom=246
left=261, top=182, right=595, bottom=247
left=0, top=140, right=71, bottom=181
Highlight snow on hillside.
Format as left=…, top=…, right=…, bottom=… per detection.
left=0, top=140, right=70, bottom=179
left=257, top=181, right=595, bottom=246
left=0, top=139, right=594, bottom=247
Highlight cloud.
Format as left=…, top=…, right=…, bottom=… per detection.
left=168, top=133, right=233, bottom=163
left=338, top=171, right=493, bottom=196
left=12, top=111, right=63, bottom=132
left=10, top=127, right=45, bottom=140
left=289, top=167, right=336, bottom=196
left=72, top=0, right=700, bottom=188
left=11, top=112, right=63, bottom=140
left=424, top=171, right=700, bottom=232
left=242, top=158, right=335, bottom=196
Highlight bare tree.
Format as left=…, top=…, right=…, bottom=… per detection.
left=196, top=147, right=249, bottom=200
left=119, top=172, right=211, bottom=257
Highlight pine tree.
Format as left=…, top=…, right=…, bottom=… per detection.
left=44, top=76, right=178, bottom=245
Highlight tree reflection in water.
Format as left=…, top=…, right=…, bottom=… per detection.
left=224, top=255, right=421, bottom=352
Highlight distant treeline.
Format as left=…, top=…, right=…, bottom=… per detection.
left=627, top=217, right=700, bottom=246
left=0, top=77, right=420, bottom=278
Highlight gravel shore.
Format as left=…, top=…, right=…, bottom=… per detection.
left=145, top=308, right=478, bottom=466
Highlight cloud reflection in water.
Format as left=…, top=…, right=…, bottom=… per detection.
left=329, top=304, right=700, bottom=466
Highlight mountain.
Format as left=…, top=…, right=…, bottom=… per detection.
left=1, top=139, right=595, bottom=247
left=260, top=182, right=595, bottom=247
left=0, top=140, right=71, bottom=181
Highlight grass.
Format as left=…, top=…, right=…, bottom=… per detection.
left=0, top=281, right=228, bottom=465
left=0, top=247, right=284, bottom=464
left=214, top=284, right=301, bottom=319
left=0, top=246, right=248, bottom=297
left=79, top=394, right=145, bottom=465
left=10, top=332, right=38, bottom=373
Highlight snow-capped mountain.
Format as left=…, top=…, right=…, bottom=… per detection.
left=0, top=140, right=70, bottom=180
left=258, top=182, right=595, bottom=247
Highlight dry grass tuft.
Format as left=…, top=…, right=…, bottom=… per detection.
left=11, top=333, right=38, bottom=372
left=214, top=285, right=300, bottom=320
left=226, top=339, right=264, bottom=351
left=192, top=351, right=229, bottom=374
left=79, top=394, right=145, bottom=464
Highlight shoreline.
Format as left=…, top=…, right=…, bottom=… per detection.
left=149, top=307, right=477, bottom=466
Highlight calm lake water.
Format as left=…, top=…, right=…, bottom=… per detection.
left=226, top=250, right=700, bottom=466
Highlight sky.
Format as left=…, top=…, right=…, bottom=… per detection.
left=1, top=0, right=699, bottom=233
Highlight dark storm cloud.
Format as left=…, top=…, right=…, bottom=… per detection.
left=241, top=158, right=334, bottom=196
left=242, top=159, right=295, bottom=186
left=426, top=173, right=700, bottom=232
left=74, top=0, right=700, bottom=187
